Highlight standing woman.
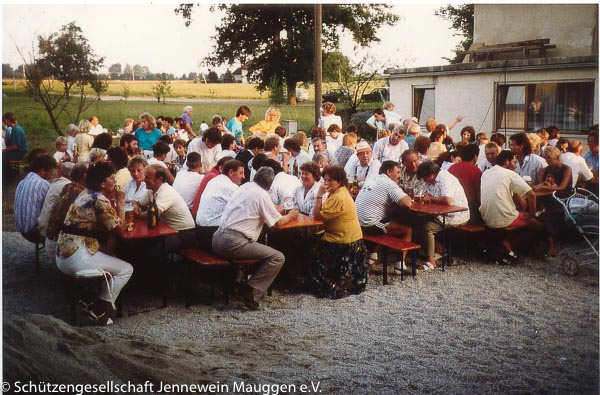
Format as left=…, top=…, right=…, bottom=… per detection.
left=56, top=162, right=133, bottom=325
left=134, top=112, right=163, bottom=155
left=75, top=119, right=95, bottom=162
left=312, top=165, right=367, bottom=298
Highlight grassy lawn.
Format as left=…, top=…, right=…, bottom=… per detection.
left=2, top=79, right=385, bottom=153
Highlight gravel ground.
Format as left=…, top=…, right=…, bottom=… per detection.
left=2, top=231, right=599, bottom=394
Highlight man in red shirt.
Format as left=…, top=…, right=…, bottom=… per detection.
left=449, top=144, right=482, bottom=224
left=190, top=156, right=233, bottom=218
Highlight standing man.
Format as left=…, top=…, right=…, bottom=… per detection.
left=2, top=112, right=28, bottom=169
left=227, top=106, right=251, bottom=146
left=480, top=150, right=541, bottom=264
left=181, top=105, right=194, bottom=128
left=188, top=127, right=223, bottom=173
left=14, top=154, right=57, bottom=243
left=212, top=167, right=299, bottom=310
left=366, top=103, right=402, bottom=131
left=88, top=115, right=104, bottom=136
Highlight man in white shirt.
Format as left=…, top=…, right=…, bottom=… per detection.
left=195, top=159, right=245, bottom=250
left=561, top=140, right=593, bottom=187
left=284, top=138, right=310, bottom=178
left=344, top=140, right=381, bottom=186
left=212, top=167, right=299, bottom=310
left=366, top=107, right=402, bottom=131
left=262, top=159, right=302, bottom=206
left=173, top=152, right=204, bottom=210
left=311, top=136, right=336, bottom=165
left=88, top=115, right=105, bottom=136
left=372, top=127, right=409, bottom=163
left=480, top=150, right=541, bottom=264
left=478, top=142, right=501, bottom=173
left=415, top=160, right=469, bottom=269
left=188, top=127, right=223, bottom=173
left=141, top=164, right=196, bottom=251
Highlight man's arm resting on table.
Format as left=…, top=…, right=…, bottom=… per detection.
left=275, top=209, right=299, bottom=226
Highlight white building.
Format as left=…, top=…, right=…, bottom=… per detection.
left=386, top=4, right=598, bottom=144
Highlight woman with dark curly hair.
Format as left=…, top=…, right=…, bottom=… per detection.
left=293, top=161, right=322, bottom=217
left=311, top=165, right=367, bottom=298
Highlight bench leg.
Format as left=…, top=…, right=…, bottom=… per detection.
left=412, top=249, right=417, bottom=279
left=381, top=248, right=388, bottom=285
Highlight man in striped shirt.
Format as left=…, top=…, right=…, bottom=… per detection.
left=355, top=160, right=413, bottom=274
left=14, top=154, right=57, bottom=243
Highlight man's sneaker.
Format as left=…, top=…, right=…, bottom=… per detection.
left=231, top=283, right=259, bottom=311
left=497, top=251, right=519, bottom=265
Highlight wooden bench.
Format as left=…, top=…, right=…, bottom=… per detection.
left=452, top=224, right=486, bottom=264
left=176, top=248, right=260, bottom=307
left=363, top=235, right=420, bottom=285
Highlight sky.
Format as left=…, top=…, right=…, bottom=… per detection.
left=1, top=2, right=464, bottom=77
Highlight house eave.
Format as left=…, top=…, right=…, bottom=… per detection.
left=386, top=56, right=599, bottom=78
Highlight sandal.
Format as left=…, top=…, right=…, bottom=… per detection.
left=417, top=262, right=435, bottom=271
left=367, top=253, right=378, bottom=265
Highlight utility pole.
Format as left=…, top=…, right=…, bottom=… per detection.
left=314, top=4, right=322, bottom=126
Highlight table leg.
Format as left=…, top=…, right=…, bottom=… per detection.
left=441, top=215, right=446, bottom=272
left=412, top=249, right=417, bottom=279
left=382, top=248, right=388, bottom=285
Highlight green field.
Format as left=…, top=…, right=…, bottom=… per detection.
left=2, top=79, right=384, bottom=153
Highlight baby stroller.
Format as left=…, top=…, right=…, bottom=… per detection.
left=553, top=188, right=599, bottom=276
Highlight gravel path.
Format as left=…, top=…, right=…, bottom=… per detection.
left=2, top=231, right=598, bottom=394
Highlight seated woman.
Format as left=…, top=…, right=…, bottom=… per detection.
left=294, top=161, right=323, bottom=217
left=123, top=156, right=149, bottom=203
left=311, top=165, right=367, bottom=299
left=249, top=106, right=281, bottom=136
left=533, top=146, right=573, bottom=256
left=107, top=147, right=131, bottom=188
left=56, top=162, right=133, bottom=325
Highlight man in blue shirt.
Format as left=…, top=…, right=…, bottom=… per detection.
left=226, top=105, right=251, bottom=146
left=583, top=128, right=598, bottom=176
left=2, top=112, right=28, bottom=169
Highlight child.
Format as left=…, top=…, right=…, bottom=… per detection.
left=543, top=172, right=558, bottom=188
left=171, top=138, right=187, bottom=166
left=53, top=136, right=71, bottom=164
left=64, top=124, right=78, bottom=161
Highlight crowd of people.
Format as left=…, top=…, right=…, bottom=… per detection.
left=5, top=102, right=599, bottom=324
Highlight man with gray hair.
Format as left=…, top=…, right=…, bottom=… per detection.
left=212, top=166, right=299, bottom=310
left=181, top=105, right=193, bottom=127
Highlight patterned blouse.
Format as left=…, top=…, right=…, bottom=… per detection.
left=57, top=189, right=120, bottom=259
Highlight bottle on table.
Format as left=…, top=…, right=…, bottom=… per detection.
left=148, top=196, right=159, bottom=228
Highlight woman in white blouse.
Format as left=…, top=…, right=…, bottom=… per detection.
left=123, top=156, right=149, bottom=203
left=293, top=161, right=323, bottom=217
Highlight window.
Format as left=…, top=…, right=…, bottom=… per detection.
left=413, top=87, right=435, bottom=124
left=496, top=81, right=594, bottom=132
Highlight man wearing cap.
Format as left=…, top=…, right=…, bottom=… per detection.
left=344, top=141, right=381, bottom=186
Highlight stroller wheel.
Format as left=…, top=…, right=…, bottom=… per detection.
left=562, top=254, right=580, bottom=276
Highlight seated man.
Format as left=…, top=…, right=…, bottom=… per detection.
left=262, top=159, right=302, bottom=207
left=355, top=160, right=413, bottom=274
left=311, top=136, right=337, bottom=166
left=284, top=138, right=310, bottom=178
left=195, top=159, right=245, bottom=250
left=148, top=141, right=175, bottom=184
left=212, top=167, right=299, bottom=310
left=509, top=132, right=547, bottom=185
left=416, top=161, right=470, bottom=269
left=399, top=149, right=425, bottom=192
left=478, top=141, right=501, bottom=173
left=448, top=144, right=483, bottom=224
left=312, top=152, right=330, bottom=171
left=561, top=140, right=594, bottom=188
left=190, top=156, right=233, bottom=218
left=119, top=134, right=139, bottom=160
left=480, top=150, right=542, bottom=264
left=372, top=126, right=409, bottom=163
left=335, top=131, right=357, bottom=169
left=188, top=127, right=223, bottom=173
left=236, top=136, right=264, bottom=184
left=344, top=141, right=381, bottom=186
left=14, top=154, right=57, bottom=244
left=172, top=152, right=204, bottom=210
left=139, top=164, right=196, bottom=251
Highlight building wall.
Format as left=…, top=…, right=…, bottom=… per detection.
left=389, top=67, right=598, bottom=144
left=473, top=4, right=598, bottom=57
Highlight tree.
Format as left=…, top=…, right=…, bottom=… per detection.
left=222, top=69, right=235, bottom=83
left=108, top=63, right=122, bottom=74
left=336, top=55, right=379, bottom=114
left=188, top=72, right=197, bottom=81
left=207, top=70, right=219, bottom=83
left=90, top=79, right=109, bottom=99
left=152, top=73, right=172, bottom=103
left=20, top=22, right=105, bottom=135
left=2, top=64, right=15, bottom=78
left=322, top=51, right=352, bottom=82
left=181, top=73, right=187, bottom=80
left=435, top=4, right=474, bottom=64
left=175, top=4, right=398, bottom=105
left=132, top=64, right=143, bottom=80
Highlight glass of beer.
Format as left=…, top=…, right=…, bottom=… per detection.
left=283, top=196, right=295, bottom=215
left=124, top=202, right=135, bottom=232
